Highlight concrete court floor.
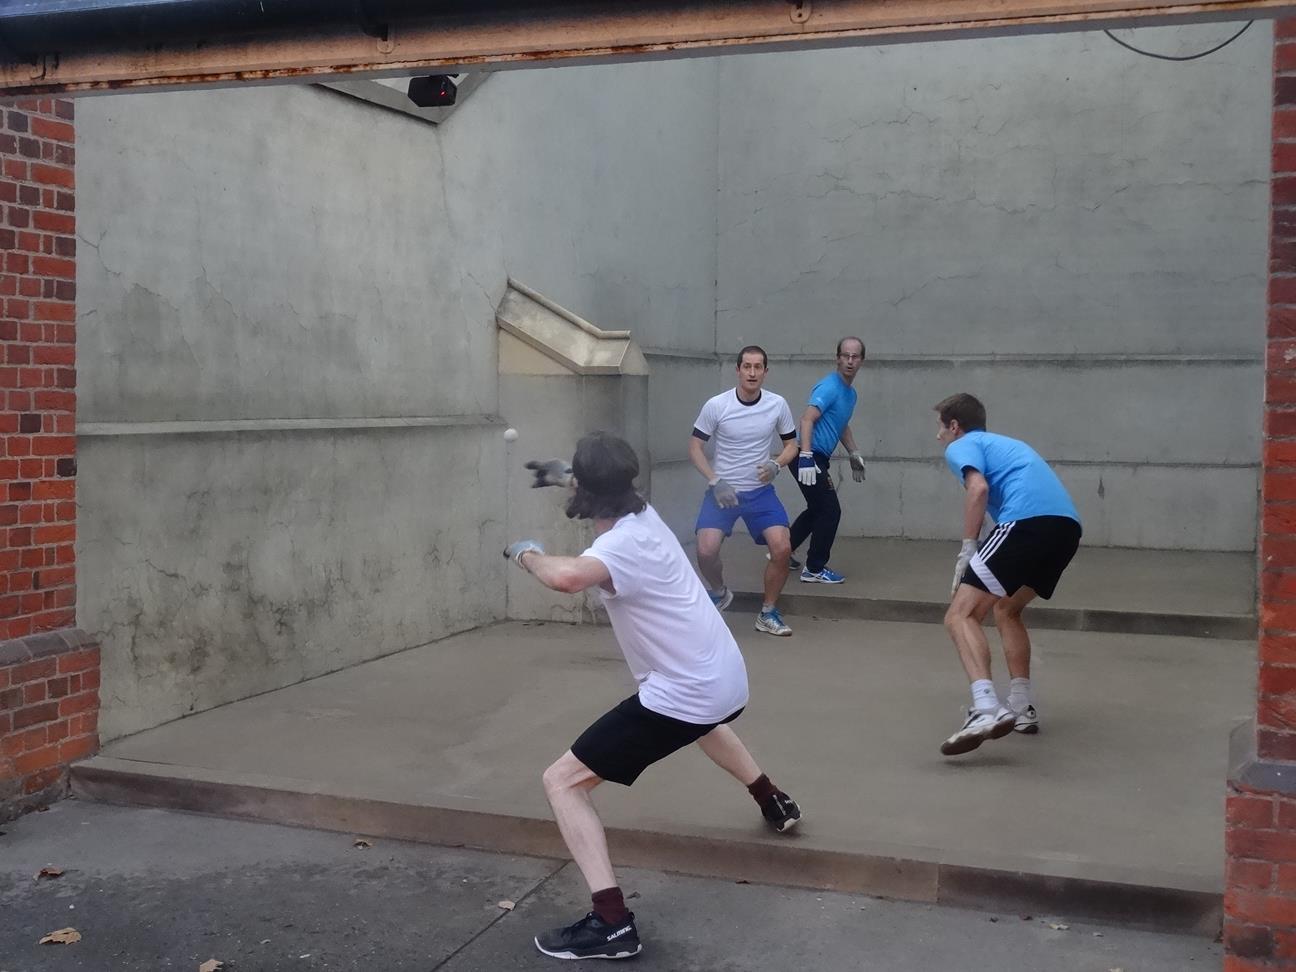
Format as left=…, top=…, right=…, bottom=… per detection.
left=721, top=537, right=1256, bottom=621
left=89, top=610, right=1255, bottom=896
left=0, top=801, right=1223, bottom=972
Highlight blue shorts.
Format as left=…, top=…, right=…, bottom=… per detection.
left=695, top=484, right=790, bottom=545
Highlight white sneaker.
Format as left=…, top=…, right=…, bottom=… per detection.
left=708, top=587, right=734, bottom=612
left=940, top=706, right=1016, bottom=756
left=754, top=608, right=792, bottom=636
left=1012, top=704, right=1039, bottom=734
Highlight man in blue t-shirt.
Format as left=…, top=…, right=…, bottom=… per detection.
left=790, top=337, right=868, bottom=583
left=934, top=392, right=1082, bottom=758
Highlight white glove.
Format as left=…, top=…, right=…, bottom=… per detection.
left=524, top=459, right=573, bottom=488
left=951, top=539, right=977, bottom=597
left=756, top=460, right=780, bottom=484
left=504, top=539, right=545, bottom=570
left=849, top=452, right=866, bottom=483
left=796, top=452, right=818, bottom=486
left=710, top=478, right=739, bottom=509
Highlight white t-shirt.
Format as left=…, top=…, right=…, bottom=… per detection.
left=583, top=504, right=750, bottom=724
left=692, top=389, right=797, bottom=492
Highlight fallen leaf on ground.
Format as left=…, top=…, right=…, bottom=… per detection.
left=1047, top=922, right=1069, bottom=931
left=39, top=928, right=81, bottom=945
left=1019, top=914, right=1032, bottom=921
left=627, top=891, right=641, bottom=898
left=497, top=900, right=515, bottom=911
left=35, top=866, right=64, bottom=880
left=352, top=838, right=371, bottom=849
left=199, top=960, right=224, bottom=972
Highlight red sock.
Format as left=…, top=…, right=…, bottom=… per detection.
left=747, top=773, right=778, bottom=805
left=591, top=886, right=629, bottom=925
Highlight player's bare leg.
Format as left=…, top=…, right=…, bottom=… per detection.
left=697, top=724, right=801, bottom=832
left=696, top=527, right=732, bottom=610
left=541, top=750, right=615, bottom=892
left=941, top=585, right=1015, bottom=755
left=994, top=585, right=1040, bottom=733
left=755, top=526, right=793, bottom=636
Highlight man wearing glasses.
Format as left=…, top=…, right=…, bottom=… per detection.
left=790, top=337, right=867, bottom=583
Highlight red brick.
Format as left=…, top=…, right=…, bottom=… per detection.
left=1226, top=923, right=1275, bottom=960
left=1231, top=795, right=1278, bottom=829
left=1232, top=858, right=1277, bottom=891
left=69, top=711, right=97, bottom=737
left=44, top=674, right=67, bottom=699
left=58, top=734, right=95, bottom=763
left=32, top=301, right=73, bottom=322
left=11, top=698, right=56, bottom=730
left=1260, top=695, right=1296, bottom=733
left=16, top=724, right=44, bottom=752
left=45, top=717, right=68, bottom=743
left=29, top=163, right=72, bottom=189
left=31, top=608, right=73, bottom=632
left=12, top=742, right=58, bottom=776
left=30, top=255, right=73, bottom=279
left=57, top=690, right=96, bottom=717
left=21, top=680, right=45, bottom=705
left=1278, top=20, right=1296, bottom=40
left=1259, top=729, right=1296, bottom=762
left=56, top=647, right=97, bottom=675
left=32, top=523, right=73, bottom=544
left=31, top=345, right=73, bottom=366
left=29, top=117, right=73, bottom=143
left=1224, top=957, right=1279, bottom=972
left=31, top=211, right=72, bottom=234
left=22, top=765, right=63, bottom=795
left=10, top=655, right=55, bottom=683
left=1227, top=886, right=1296, bottom=924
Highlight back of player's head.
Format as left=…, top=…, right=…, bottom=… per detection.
left=566, top=432, right=646, bottom=521
left=933, top=393, right=987, bottom=432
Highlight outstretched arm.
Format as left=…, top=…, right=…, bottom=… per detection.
left=506, top=542, right=612, bottom=595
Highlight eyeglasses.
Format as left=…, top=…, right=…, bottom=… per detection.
left=838, top=353, right=864, bottom=361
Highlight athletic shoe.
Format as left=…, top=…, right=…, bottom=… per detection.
left=708, top=587, right=734, bottom=612
left=799, top=566, right=845, bottom=584
left=761, top=791, right=802, bottom=833
left=754, top=608, right=792, bottom=636
left=1012, top=704, right=1039, bottom=734
left=534, top=911, right=642, bottom=960
left=766, top=552, right=803, bottom=570
left=939, top=707, right=1017, bottom=756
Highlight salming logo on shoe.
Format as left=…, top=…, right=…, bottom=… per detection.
left=606, top=925, right=634, bottom=940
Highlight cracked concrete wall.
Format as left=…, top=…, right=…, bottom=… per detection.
left=75, top=60, right=718, bottom=740
left=681, top=24, right=1270, bottom=551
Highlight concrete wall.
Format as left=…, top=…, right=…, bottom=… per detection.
left=647, top=24, right=1269, bottom=551
left=76, top=59, right=718, bottom=740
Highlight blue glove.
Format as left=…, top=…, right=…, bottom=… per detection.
left=504, top=539, right=545, bottom=569
left=797, top=452, right=818, bottom=487
left=710, top=478, right=739, bottom=509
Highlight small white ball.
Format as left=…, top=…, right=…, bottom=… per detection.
left=503, top=427, right=519, bottom=442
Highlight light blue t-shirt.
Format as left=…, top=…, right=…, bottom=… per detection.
left=807, top=372, right=858, bottom=456
left=944, top=430, right=1080, bottom=526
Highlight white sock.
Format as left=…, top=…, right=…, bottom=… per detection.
left=971, top=679, right=999, bottom=713
left=761, top=603, right=775, bottom=614
left=1008, top=678, right=1031, bottom=712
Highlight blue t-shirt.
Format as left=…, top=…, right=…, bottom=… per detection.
left=943, top=430, right=1080, bottom=526
left=807, top=373, right=858, bottom=455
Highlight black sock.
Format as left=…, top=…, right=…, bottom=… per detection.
left=591, top=886, right=629, bottom=925
left=747, top=773, right=778, bottom=805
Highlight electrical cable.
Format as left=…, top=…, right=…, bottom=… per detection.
left=1103, top=21, right=1253, bottom=61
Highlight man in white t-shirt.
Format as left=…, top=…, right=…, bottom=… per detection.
left=509, top=433, right=802, bottom=962
left=689, top=345, right=800, bottom=636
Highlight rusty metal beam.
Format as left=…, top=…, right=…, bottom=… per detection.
left=3, top=0, right=1291, bottom=96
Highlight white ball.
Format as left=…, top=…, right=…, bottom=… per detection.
left=503, top=427, right=519, bottom=442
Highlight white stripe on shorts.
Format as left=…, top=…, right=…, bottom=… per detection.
left=969, top=521, right=1015, bottom=597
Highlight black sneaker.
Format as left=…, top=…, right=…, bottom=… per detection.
left=761, top=791, right=802, bottom=833
left=534, top=911, right=642, bottom=960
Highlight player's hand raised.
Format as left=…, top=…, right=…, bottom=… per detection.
left=525, top=459, right=574, bottom=488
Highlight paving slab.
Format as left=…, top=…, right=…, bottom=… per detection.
left=73, top=615, right=1254, bottom=934
left=719, top=538, right=1256, bottom=638
left=0, top=802, right=1223, bottom=971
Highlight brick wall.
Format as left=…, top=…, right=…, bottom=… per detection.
left=1225, top=18, right=1296, bottom=970
left=0, top=96, right=90, bottom=821
left=0, top=630, right=98, bottom=821
left=0, top=96, right=77, bottom=642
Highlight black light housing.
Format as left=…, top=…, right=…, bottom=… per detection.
left=407, top=74, right=457, bottom=107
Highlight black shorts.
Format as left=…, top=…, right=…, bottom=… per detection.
left=962, top=515, right=1082, bottom=600
left=570, top=694, right=744, bottom=786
